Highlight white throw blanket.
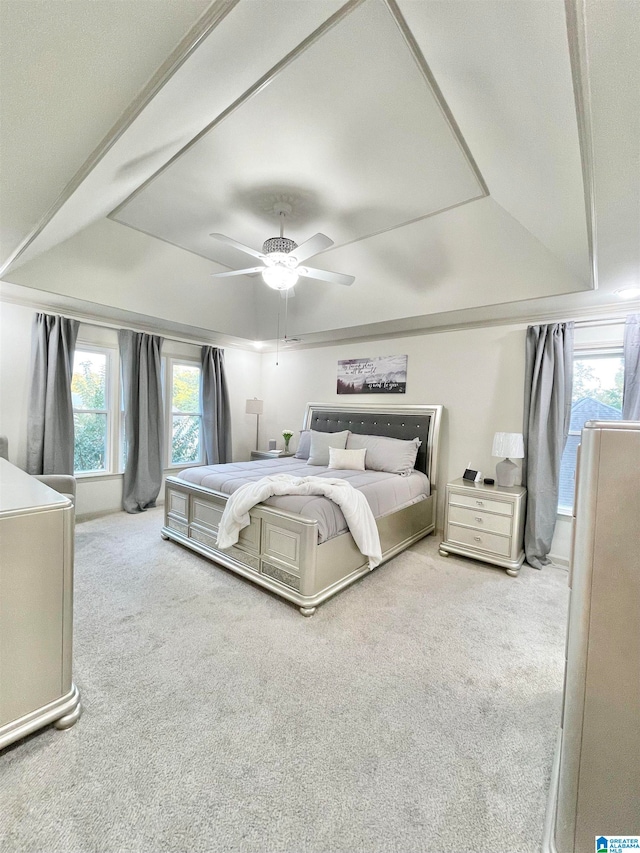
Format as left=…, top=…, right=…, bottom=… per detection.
left=216, top=474, right=382, bottom=569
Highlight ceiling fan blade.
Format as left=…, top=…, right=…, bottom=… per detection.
left=209, top=233, right=264, bottom=260
left=211, top=267, right=264, bottom=278
left=298, top=266, right=354, bottom=287
left=287, top=233, right=333, bottom=264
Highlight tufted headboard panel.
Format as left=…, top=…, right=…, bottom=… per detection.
left=302, top=403, right=443, bottom=485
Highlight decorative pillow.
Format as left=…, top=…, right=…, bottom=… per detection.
left=307, top=430, right=349, bottom=466
left=346, top=433, right=422, bottom=476
left=294, top=429, right=311, bottom=459
left=328, top=446, right=366, bottom=471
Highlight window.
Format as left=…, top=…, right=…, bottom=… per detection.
left=558, top=350, right=623, bottom=512
left=169, top=361, right=202, bottom=465
left=72, top=348, right=113, bottom=474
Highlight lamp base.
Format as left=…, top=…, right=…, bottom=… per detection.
left=496, top=457, right=518, bottom=487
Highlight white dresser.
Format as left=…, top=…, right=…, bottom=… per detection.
left=0, top=459, right=81, bottom=749
left=439, top=478, right=526, bottom=575
left=544, top=421, right=640, bottom=853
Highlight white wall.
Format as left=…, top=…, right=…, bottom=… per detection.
left=3, top=295, right=625, bottom=561
left=259, top=324, right=528, bottom=533
left=0, top=298, right=261, bottom=518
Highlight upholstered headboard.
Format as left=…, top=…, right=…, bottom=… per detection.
left=302, top=403, right=443, bottom=486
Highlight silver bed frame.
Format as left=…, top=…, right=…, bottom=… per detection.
left=162, top=402, right=443, bottom=616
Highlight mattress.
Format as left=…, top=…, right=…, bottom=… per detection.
left=177, top=457, right=431, bottom=543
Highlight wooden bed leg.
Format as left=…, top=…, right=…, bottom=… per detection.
left=299, top=606, right=317, bottom=617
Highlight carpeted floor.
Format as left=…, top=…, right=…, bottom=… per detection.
left=1, top=507, right=568, bottom=853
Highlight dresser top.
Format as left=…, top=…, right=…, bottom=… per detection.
left=0, top=458, right=71, bottom=516
left=448, top=477, right=526, bottom=497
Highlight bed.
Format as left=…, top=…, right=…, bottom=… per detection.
left=162, top=402, right=443, bottom=615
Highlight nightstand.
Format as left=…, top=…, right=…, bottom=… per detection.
left=439, top=478, right=526, bottom=575
left=250, top=450, right=294, bottom=460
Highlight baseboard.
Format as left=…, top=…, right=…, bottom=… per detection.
left=548, top=553, right=570, bottom=570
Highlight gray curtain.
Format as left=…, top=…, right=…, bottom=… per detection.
left=119, top=331, right=164, bottom=513
left=26, top=313, right=79, bottom=475
left=523, top=322, right=574, bottom=569
left=201, top=346, right=232, bottom=464
left=622, top=314, right=640, bottom=420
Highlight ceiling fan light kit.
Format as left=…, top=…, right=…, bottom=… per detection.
left=262, top=262, right=299, bottom=290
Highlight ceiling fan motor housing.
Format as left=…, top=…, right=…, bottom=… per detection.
left=262, top=236, right=297, bottom=255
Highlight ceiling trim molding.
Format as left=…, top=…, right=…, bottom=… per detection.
left=115, top=191, right=486, bottom=267
left=383, top=0, right=489, bottom=198
left=565, top=0, right=598, bottom=291
left=0, top=0, right=240, bottom=279
left=109, top=0, right=367, bottom=222
left=105, top=219, right=241, bottom=271
left=4, top=280, right=636, bottom=355
left=312, top=192, right=486, bottom=254
left=0, top=284, right=257, bottom=352
left=258, top=302, right=639, bottom=352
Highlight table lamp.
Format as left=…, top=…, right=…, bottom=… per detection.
left=492, top=432, right=524, bottom=487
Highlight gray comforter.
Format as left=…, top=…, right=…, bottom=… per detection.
left=177, top=457, right=430, bottom=543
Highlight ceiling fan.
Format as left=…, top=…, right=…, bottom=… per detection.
left=209, top=204, right=354, bottom=291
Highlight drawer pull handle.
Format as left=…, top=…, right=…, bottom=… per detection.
left=476, top=500, right=484, bottom=506
left=475, top=516, right=483, bottom=522
left=474, top=536, right=482, bottom=542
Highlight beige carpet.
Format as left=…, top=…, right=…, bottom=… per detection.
left=0, top=507, right=568, bottom=853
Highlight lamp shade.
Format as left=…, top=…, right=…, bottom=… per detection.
left=492, top=432, right=524, bottom=459
left=245, top=398, right=264, bottom=415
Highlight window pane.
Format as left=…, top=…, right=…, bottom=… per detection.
left=172, top=415, right=201, bottom=464
left=558, top=355, right=623, bottom=512
left=72, top=351, right=106, bottom=410
left=172, top=364, right=200, bottom=413
left=74, top=413, right=107, bottom=472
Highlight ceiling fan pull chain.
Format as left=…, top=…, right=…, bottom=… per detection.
left=284, top=287, right=289, bottom=341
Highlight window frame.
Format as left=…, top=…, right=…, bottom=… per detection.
left=557, top=343, right=624, bottom=516
left=72, top=343, right=120, bottom=478
left=165, top=356, right=204, bottom=469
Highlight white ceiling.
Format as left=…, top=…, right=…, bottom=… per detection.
left=1, top=0, right=638, bottom=347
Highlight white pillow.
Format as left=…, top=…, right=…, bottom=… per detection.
left=328, top=446, right=366, bottom=471
left=346, top=433, right=422, bottom=476
left=307, top=430, right=349, bottom=466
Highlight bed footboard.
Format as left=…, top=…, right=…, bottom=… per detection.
left=162, top=478, right=434, bottom=614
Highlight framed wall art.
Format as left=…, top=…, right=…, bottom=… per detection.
left=337, top=355, right=407, bottom=394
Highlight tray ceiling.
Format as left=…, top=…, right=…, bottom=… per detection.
left=3, top=0, right=637, bottom=346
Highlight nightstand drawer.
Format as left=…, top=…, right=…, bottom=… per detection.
left=447, top=523, right=511, bottom=557
left=449, top=492, right=513, bottom=516
left=448, top=505, right=513, bottom=536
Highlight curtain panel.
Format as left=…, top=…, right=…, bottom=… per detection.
left=201, top=346, right=232, bottom=464
left=26, top=313, right=79, bottom=475
left=119, top=330, right=164, bottom=513
left=622, top=314, right=640, bottom=420
left=523, top=322, right=574, bottom=569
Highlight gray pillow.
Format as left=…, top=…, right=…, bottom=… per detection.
left=346, top=433, right=421, bottom=476
left=294, top=429, right=311, bottom=459
left=307, top=430, right=349, bottom=466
